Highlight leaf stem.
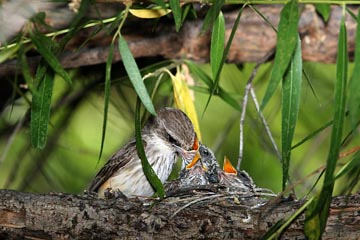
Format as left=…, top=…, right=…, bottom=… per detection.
left=112, top=4, right=131, bottom=44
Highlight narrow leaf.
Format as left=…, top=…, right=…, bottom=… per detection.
left=135, top=98, right=165, bottom=198
left=292, top=119, right=333, bottom=149
left=18, top=44, right=36, bottom=94
left=348, top=9, right=360, bottom=131
left=99, top=44, right=114, bottom=160
left=204, top=6, right=245, bottom=114
left=261, top=0, right=299, bottom=109
left=151, top=0, right=167, bottom=9
left=304, top=196, right=322, bottom=240
left=29, top=31, right=72, bottom=85
left=346, top=7, right=357, bottom=21
left=201, top=0, right=224, bottom=33
left=305, top=11, right=348, bottom=239
left=185, top=60, right=241, bottom=111
left=118, top=35, right=156, bottom=115
left=315, top=4, right=331, bottom=22
left=59, top=0, right=91, bottom=49
left=181, top=4, right=193, bottom=23
left=281, top=36, right=302, bottom=190
left=30, top=64, right=54, bottom=149
left=210, top=11, right=225, bottom=80
left=335, top=151, right=360, bottom=180
left=185, top=60, right=213, bottom=87
left=217, top=89, right=242, bottom=111
left=129, top=8, right=171, bottom=19
left=0, top=44, right=19, bottom=64
left=169, top=0, right=182, bottom=32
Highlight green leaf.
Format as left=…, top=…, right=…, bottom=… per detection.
left=261, top=0, right=299, bottom=110
left=346, top=7, right=357, bottom=21
left=249, top=5, right=278, bottom=33
left=98, top=44, right=114, bottom=160
left=30, top=63, right=54, bottom=149
left=217, top=89, right=242, bottom=111
left=315, top=4, right=331, bottom=22
left=335, top=151, right=360, bottom=180
left=204, top=6, right=245, bottom=113
left=292, top=119, right=333, bottom=149
left=185, top=60, right=213, bottom=87
left=210, top=11, right=225, bottom=80
left=181, top=4, right=193, bottom=23
left=260, top=220, right=285, bottom=240
left=304, top=196, right=322, bottom=240
left=135, top=98, right=165, bottom=198
left=59, top=0, right=91, bottom=49
left=201, top=0, right=224, bottom=33
left=18, top=44, right=36, bottom=94
left=151, top=0, right=167, bottom=9
left=305, top=11, right=348, bottom=239
left=185, top=60, right=241, bottom=111
left=0, top=44, right=19, bottom=64
left=169, top=0, right=182, bottom=32
left=281, top=36, right=302, bottom=191
left=29, top=31, right=72, bottom=85
left=118, top=35, right=156, bottom=115
left=348, top=9, right=360, bottom=132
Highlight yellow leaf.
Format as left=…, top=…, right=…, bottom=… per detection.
left=129, top=8, right=171, bottom=19
left=171, top=67, right=202, bottom=140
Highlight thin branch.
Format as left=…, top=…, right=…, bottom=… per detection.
left=0, top=189, right=359, bottom=239
left=249, top=86, right=281, bottom=161
left=237, top=49, right=275, bottom=170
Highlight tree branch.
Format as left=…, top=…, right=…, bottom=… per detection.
left=0, top=189, right=359, bottom=239
left=0, top=5, right=358, bottom=78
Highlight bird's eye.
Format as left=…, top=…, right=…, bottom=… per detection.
left=167, top=133, right=181, bottom=147
left=200, top=148, right=209, bottom=157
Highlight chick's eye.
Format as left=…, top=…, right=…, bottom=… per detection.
left=200, top=148, right=209, bottom=157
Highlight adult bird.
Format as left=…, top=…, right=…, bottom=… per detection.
left=88, top=107, right=199, bottom=198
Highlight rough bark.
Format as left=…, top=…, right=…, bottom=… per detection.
left=0, top=189, right=359, bottom=239
left=0, top=5, right=358, bottom=78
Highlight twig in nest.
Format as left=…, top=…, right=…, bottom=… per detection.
left=169, top=194, right=223, bottom=219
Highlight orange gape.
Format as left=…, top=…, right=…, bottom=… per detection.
left=223, top=156, right=237, bottom=174
left=185, top=136, right=200, bottom=169
left=192, top=136, right=199, bottom=151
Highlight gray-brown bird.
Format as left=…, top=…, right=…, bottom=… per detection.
left=219, top=156, right=255, bottom=192
left=88, top=107, right=199, bottom=198
left=164, top=143, right=217, bottom=193
left=186, top=144, right=255, bottom=192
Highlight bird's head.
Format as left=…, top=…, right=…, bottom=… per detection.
left=146, top=107, right=199, bottom=161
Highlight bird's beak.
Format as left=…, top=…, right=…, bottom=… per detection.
left=185, top=151, right=200, bottom=169
left=223, top=156, right=237, bottom=174
left=185, top=137, right=201, bottom=169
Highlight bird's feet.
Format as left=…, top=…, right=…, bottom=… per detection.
left=104, top=188, right=128, bottom=200
left=83, top=190, right=99, bottom=199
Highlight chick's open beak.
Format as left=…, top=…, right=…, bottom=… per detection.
left=185, top=151, right=200, bottom=169
left=223, top=156, right=237, bottom=174
left=185, top=137, right=202, bottom=169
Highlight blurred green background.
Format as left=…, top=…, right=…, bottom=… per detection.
left=0, top=60, right=358, bottom=197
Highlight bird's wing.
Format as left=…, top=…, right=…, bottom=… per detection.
left=88, top=139, right=146, bottom=193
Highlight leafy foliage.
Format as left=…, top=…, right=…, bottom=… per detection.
left=30, top=63, right=54, bottom=149
left=261, top=0, right=299, bottom=110
left=348, top=9, right=360, bottom=131
left=281, top=36, right=302, bottom=191
left=305, top=9, right=348, bottom=239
